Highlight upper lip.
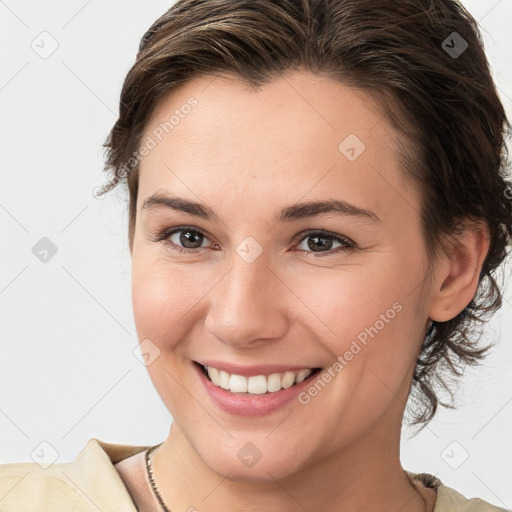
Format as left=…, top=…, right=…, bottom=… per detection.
left=195, top=360, right=320, bottom=377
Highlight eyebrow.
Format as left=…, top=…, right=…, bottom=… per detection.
left=141, top=193, right=381, bottom=224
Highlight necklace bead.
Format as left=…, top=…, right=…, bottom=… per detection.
left=145, top=444, right=172, bottom=512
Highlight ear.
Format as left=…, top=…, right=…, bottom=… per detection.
left=428, top=218, right=491, bottom=323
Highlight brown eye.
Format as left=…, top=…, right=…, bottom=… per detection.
left=172, top=229, right=206, bottom=249
left=152, top=226, right=214, bottom=253
left=295, top=230, right=354, bottom=256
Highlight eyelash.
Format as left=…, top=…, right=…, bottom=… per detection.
left=151, top=225, right=355, bottom=257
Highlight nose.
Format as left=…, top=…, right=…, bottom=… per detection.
left=204, top=252, right=289, bottom=348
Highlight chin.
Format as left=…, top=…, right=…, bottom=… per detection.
left=197, top=443, right=307, bottom=483
left=213, top=460, right=299, bottom=483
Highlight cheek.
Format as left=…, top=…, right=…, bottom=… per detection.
left=131, top=254, right=210, bottom=347
left=289, top=261, right=401, bottom=339
left=291, top=260, right=422, bottom=386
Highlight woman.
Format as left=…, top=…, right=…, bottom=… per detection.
left=1, top=0, right=510, bottom=510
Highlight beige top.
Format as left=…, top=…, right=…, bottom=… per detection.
left=0, top=437, right=508, bottom=511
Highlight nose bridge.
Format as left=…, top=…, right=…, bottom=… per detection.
left=205, top=247, right=287, bottom=346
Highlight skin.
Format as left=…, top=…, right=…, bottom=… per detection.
left=127, top=69, right=490, bottom=512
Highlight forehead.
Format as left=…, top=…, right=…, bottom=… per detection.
left=137, top=70, right=421, bottom=222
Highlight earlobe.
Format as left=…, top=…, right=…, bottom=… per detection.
left=428, top=219, right=490, bottom=323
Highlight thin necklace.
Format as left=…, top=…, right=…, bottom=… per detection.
left=145, top=445, right=428, bottom=512
left=145, top=444, right=172, bottom=512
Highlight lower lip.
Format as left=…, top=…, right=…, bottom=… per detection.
left=193, top=362, right=322, bottom=417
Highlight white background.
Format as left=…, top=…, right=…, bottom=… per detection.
left=1, top=0, right=511, bottom=507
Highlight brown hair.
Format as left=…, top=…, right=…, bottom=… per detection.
left=98, top=0, right=512, bottom=432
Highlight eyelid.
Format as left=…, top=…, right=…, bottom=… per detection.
left=293, top=228, right=353, bottom=245
left=153, top=225, right=355, bottom=255
left=151, top=225, right=216, bottom=251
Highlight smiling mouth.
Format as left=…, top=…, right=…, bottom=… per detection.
left=195, top=362, right=323, bottom=395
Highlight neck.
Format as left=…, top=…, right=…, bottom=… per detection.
left=150, top=414, right=432, bottom=512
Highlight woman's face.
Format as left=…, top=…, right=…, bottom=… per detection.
left=131, top=70, right=437, bottom=480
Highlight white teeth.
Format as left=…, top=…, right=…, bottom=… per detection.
left=219, top=370, right=230, bottom=390
left=281, top=371, right=296, bottom=389
left=247, top=375, right=267, bottom=394
left=267, top=373, right=282, bottom=392
left=207, top=366, right=220, bottom=385
left=230, top=374, right=248, bottom=393
left=295, top=369, right=311, bottom=383
left=204, top=365, right=315, bottom=394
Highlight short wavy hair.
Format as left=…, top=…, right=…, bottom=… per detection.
left=98, top=0, right=512, bottom=432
